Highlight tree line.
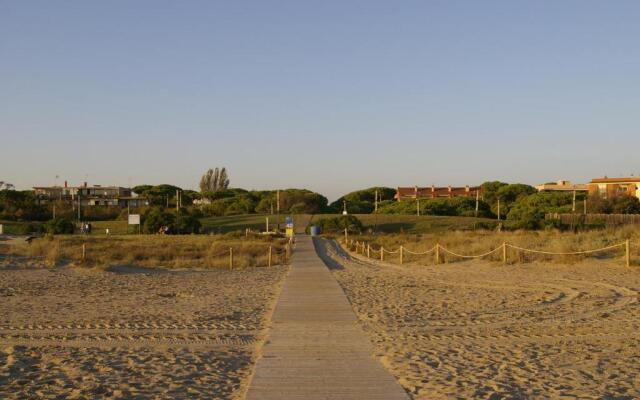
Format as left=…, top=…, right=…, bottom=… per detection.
left=2, top=168, right=640, bottom=233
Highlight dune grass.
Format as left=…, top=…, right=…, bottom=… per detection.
left=3, top=234, right=290, bottom=269
left=345, top=226, right=640, bottom=266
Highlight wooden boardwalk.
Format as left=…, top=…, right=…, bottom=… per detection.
left=245, top=236, right=408, bottom=400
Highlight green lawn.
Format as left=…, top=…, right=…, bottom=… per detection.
left=0, top=220, right=46, bottom=235
left=2, top=214, right=496, bottom=236
left=199, top=214, right=313, bottom=234
left=199, top=213, right=497, bottom=234
left=310, top=214, right=497, bottom=234
left=0, top=220, right=132, bottom=235
left=90, top=220, right=131, bottom=235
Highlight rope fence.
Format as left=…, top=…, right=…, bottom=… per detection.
left=345, top=238, right=633, bottom=268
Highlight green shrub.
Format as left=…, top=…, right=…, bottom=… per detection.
left=507, top=192, right=574, bottom=229
left=0, top=190, right=49, bottom=221
left=175, top=213, right=201, bottom=234
left=143, top=207, right=202, bottom=234
left=45, top=218, right=75, bottom=234
left=329, top=187, right=396, bottom=214
left=81, top=206, right=121, bottom=221
left=314, top=215, right=363, bottom=234
left=143, top=208, right=175, bottom=234
left=377, top=198, right=492, bottom=218
left=474, top=221, right=499, bottom=230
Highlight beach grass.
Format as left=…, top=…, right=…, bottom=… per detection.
left=345, top=226, right=640, bottom=265
left=3, top=234, right=290, bottom=269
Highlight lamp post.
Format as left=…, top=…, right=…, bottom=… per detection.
left=276, top=190, right=280, bottom=233
left=374, top=189, right=378, bottom=212
left=475, top=190, right=479, bottom=219
left=343, top=200, right=348, bottom=243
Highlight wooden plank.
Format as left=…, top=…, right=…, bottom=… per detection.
left=246, top=236, right=408, bottom=400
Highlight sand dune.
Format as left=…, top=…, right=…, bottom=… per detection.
left=317, top=239, right=640, bottom=399
left=0, top=262, right=288, bottom=399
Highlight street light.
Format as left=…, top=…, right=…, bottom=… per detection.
left=342, top=200, right=348, bottom=243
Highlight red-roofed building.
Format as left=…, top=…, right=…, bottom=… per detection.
left=395, top=185, right=482, bottom=201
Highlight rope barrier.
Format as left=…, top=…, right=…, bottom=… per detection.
left=506, top=242, right=626, bottom=256
left=344, top=238, right=633, bottom=267
left=403, top=246, right=438, bottom=255
left=438, top=245, right=503, bottom=259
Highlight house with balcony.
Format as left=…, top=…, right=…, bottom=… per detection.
left=587, top=177, right=640, bottom=199
left=34, top=182, right=147, bottom=207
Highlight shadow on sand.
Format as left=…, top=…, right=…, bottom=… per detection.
left=313, top=237, right=352, bottom=271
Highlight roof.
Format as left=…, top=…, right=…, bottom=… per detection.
left=396, top=186, right=481, bottom=191
left=33, top=185, right=130, bottom=190
left=536, top=183, right=588, bottom=191
left=395, top=185, right=482, bottom=199
left=589, top=177, right=640, bottom=184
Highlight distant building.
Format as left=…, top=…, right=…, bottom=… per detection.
left=588, top=177, right=640, bottom=199
left=34, top=181, right=147, bottom=207
left=395, top=185, right=482, bottom=201
left=192, top=198, right=211, bottom=206
left=536, top=180, right=588, bottom=193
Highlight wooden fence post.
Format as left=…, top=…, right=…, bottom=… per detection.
left=268, top=246, right=272, bottom=267
left=82, top=243, right=86, bottom=262
left=400, top=246, right=404, bottom=265
left=503, top=242, right=507, bottom=265
left=435, top=244, right=440, bottom=265
left=229, top=247, right=233, bottom=270
left=380, top=247, right=384, bottom=261
left=367, top=244, right=370, bottom=258
left=626, top=239, right=631, bottom=268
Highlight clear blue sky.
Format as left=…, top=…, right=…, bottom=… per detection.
left=1, top=1, right=639, bottom=200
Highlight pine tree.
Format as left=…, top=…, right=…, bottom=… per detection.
left=199, top=168, right=230, bottom=193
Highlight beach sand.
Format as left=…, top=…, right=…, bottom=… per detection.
left=317, top=239, right=640, bottom=399
left=0, top=261, right=288, bottom=399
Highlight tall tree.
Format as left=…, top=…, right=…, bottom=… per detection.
left=199, top=167, right=230, bottom=193
left=0, top=181, right=14, bottom=190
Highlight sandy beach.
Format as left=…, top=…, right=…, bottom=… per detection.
left=0, top=260, right=288, bottom=399
left=317, top=239, right=640, bottom=399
